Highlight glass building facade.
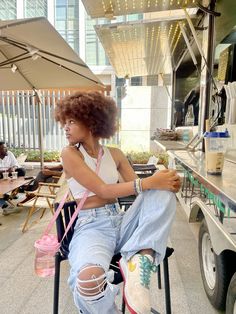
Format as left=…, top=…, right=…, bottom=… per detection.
left=0, top=0, right=17, bottom=20
left=55, top=0, right=80, bottom=53
left=85, top=15, right=110, bottom=66
left=24, top=0, right=47, bottom=18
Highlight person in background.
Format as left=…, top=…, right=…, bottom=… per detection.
left=183, top=85, right=200, bottom=126
left=174, top=99, right=184, bottom=127
left=55, top=91, right=181, bottom=314
left=0, top=141, right=26, bottom=210
left=24, top=164, right=63, bottom=192
left=0, top=141, right=26, bottom=178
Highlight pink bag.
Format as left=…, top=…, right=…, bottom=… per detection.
left=34, top=147, right=103, bottom=277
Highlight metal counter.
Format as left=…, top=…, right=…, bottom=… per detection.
left=169, top=150, right=236, bottom=210
left=169, top=150, right=236, bottom=254
left=154, top=140, right=187, bottom=151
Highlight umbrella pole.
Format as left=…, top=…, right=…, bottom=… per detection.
left=34, top=89, right=44, bottom=169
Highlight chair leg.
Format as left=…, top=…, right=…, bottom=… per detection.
left=53, top=253, right=61, bottom=314
left=22, top=205, right=36, bottom=232
left=121, top=296, right=126, bottom=313
left=39, top=207, right=47, bottom=219
left=46, top=198, right=54, bottom=215
left=157, top=264, right=162, bottom=289
left=163, top=257, right=171, bottom=314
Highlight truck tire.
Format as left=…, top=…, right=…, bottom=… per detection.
left=198, top=219, right=228, bottom=310
left=226, top=273, right=236, bottom=314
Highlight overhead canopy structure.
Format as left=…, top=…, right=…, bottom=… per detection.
left=0, top=17, right=102, bottom=90
left=81, top=0, right=199, bottom=18
left=95, top=11, right=198, bottom=78
left=83, top=0, right=236, bottom=78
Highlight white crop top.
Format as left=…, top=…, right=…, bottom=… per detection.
left=67, top=144, right=119, bottom=199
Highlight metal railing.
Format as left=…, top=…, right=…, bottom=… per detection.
left=0, top=89, right=119, bottom=151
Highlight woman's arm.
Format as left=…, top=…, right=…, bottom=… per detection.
left=109, top=147, right=138, bottom=182
left=110, top=147, right=180, bottom=192
left=62, top=146, right=180, bottom=199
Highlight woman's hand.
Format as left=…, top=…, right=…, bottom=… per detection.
left=145, top=169, right=181, bottom=193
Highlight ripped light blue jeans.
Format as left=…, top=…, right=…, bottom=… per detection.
left=68, top=190, right=176, bottom=314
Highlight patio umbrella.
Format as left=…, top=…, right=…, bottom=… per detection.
left=0, top=17, right=102, bottom=166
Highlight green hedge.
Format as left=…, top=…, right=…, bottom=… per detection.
left=10, top=148, right=168, bottom=166
left=10, top=149, right=60, bottom=162
left=126, top=151, right=168, bottom=167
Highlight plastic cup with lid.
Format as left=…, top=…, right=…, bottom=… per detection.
left=204, top=130, right=230, bottom=175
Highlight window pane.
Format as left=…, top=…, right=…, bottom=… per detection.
left=56, top=7, right=66, bottom=19
left=55, top=20, right=66, bottom=30
left=56, top=0, right=66, bottom=5
left=0, top=0, right=17, bottom=19
left=24, top=0, right=47, bottom=18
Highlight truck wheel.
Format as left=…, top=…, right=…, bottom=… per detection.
left=226, top=273, right=236, bottom=314
left=199, top=219, right=228, bottom=310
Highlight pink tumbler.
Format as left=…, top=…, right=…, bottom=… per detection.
left=34, top=234, right=60, bottom=277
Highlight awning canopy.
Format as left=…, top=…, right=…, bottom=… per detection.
left=81, top=0, right=198, bottom=18
left=95, top=12, right=197, bottom=78
left=0, top=17, right=102, bottom=91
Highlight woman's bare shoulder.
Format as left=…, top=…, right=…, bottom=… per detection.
left=61, top=145, right=83, bottom=160
left=62, top=145, right=76, bottom=154
left=107, top=146, right=124, bottom=156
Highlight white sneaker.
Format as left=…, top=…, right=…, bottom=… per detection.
left=119, top=254, right=157, bottom=314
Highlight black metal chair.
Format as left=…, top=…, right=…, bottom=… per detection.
left=53, top=200, right=124, bottom=314
left=117, top=164, right=157, bottom=211
left=132, top=163, right=157, bottom=178
left=53, top=198, right=174, bottom=314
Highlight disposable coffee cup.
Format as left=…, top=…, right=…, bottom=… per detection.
left=2, top=172, right=9, bottom=180
left=204, top=130, right=229, bottom=175
left=12, top=171, right=18, bottom=179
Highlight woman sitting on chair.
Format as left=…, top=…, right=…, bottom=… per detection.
left=55, top=92, right=180, bottom=314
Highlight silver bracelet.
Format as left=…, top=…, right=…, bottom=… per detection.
left=134, top=178, right=142, bottom=195
left=138, top=178, right=143, bottom=193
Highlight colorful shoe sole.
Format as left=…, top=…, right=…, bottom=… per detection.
left=119, top=259, right=138, bottom=314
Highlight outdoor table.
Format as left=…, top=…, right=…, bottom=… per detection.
left=0, top=177, right=33, bottom=197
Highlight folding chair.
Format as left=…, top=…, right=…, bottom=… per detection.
left=20, top=174, right=65, bottom=232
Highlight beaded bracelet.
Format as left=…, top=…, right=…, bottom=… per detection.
left=133, top=179, right=138, bottom=195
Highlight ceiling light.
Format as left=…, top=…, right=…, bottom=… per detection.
left=11, top=64, right=17, bottom=73
left=27, top=46, right=39, bottom=56
left=104, top=10, right=115, bottom=19
left=31, top=54, right=40, bottom=61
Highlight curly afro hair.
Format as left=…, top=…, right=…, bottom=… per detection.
left=55, top=91, right=118, bottom=139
